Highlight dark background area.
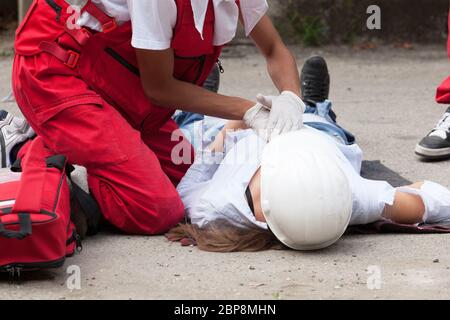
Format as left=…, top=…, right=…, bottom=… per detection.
left=0, top=0, right=449, bottom=45
left=272, top=0, right=449, bottom=45
left=0, top=0, right=17, bottom=28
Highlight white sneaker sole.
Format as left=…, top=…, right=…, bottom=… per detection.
left=415, top=144, right=450, bottom=158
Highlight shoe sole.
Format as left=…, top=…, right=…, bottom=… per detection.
left=415, top=144, right=450, bottom=159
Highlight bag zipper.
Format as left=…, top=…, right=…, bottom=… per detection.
left=66, top=230, right=83, bottom=253
left=0, top=257, right=66, bottom=274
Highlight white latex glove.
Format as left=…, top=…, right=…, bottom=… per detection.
left=256, top=91, right=305, bottom=139
left=243, top=103, right=271, bottom=141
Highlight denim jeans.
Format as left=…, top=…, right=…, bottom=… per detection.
left=304, top=100, right=355, bottom=145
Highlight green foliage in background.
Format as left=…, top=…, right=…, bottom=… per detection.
left=288, top=11, right=325, bottom=47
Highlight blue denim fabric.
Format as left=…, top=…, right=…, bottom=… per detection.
left=304, top=100, right=356, bottom=145
left=174, top=100, right=356, bottom=148
left=173, top=112, right=205, bottom=129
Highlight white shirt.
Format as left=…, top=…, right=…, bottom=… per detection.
left=76, top=0, right=268, bottom=50
left=177, top=123, right=397, bottom=230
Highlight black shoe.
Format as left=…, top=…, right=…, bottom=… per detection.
left=415, top=107, right=450, bottom=159
left=300, top=55, right=330, bottom=105
left=300, top=55, right=336, bottom=121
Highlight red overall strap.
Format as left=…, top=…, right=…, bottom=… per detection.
left=39, top=0, right=117, bottom=67
left=64, top=26, right=92, bottom=46
left=39, top=41, right=80, bottom=68
left=12, top=137, right=47, bottom=214
left=84, top=1, right=117, bottom=33
left=53, top=0, right=117, bottom=33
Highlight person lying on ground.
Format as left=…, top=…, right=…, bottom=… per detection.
left=167, top=56, right=450, bottom=252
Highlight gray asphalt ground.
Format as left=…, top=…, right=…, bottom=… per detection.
left=1, top=33, right=450, bottom=299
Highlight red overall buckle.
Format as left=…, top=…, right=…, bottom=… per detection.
left=102, top=20, right=117, bottom=33
left=39, top=41, right=81, bottom=69
left=65, top=50, right=80, bottom=69
left=65, top=26, right=92, bottom=46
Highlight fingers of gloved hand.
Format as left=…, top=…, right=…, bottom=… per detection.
left=293, top=118, right=304, bottom=130
left=269, top=125, right=283, bottom=141
left=281, top=90, right=304, bottom=104
left=257, top=109, right=272, bottom=141
left=278, top=119, right=295, bottom=136
left=243, top=103, right=262, bottom=124
left=256, top=94, right=274, bottom=108
left=245, top=104, right=272, bottom=138
left=266, top=114, right=285, bottom=140
left=281, top=91, right=306, bottom=113
left=266, top=111, right=279, bottom=132
left=257, top=127, right=270, bottom=142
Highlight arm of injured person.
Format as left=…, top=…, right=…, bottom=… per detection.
left=383, top=181, right=450, bottom=226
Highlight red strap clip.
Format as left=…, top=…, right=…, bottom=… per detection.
left=102, top=20, right=117, bottom=33
left=65, top=50, right=80, bottom=69
left=39, top=42, right=81, bottom=69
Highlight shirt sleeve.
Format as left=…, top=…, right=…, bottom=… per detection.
left=349, top=176, right=395, bottom=226
left=239, top=0, right=269, bottom=36
left=177, top=150, right=225, bottom=195
left=127, top=0, right=177, bottom=50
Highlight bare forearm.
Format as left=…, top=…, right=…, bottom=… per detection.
left=383, top=182, right=425, bottom=224
left=135, top=48, right=254, bottom=120
left=266, top=46, right=301, bottom=96
left=250, top=15, right=301, bottom=96
left=146, top=78, right=254, bottom=120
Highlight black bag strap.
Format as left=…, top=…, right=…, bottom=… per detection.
left=0, top=213, right=32, bottom=240
left=70, top=180, right=102, bottom=236
left=46, top=155, right=67, bottom=171
left=10, top=158, right=22, bottom=172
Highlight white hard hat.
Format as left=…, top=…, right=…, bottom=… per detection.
left=260, top=129, right=352, bottom=250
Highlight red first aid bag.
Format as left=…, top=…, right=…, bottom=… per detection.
left=0, top=137, right=80, bottom=272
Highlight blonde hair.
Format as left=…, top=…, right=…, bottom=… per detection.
left=166, top=219, right=285, bottom=252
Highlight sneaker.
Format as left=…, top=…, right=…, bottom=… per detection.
left=301, top=55, right=330, bottom=105
left=0, top=110, right=34, bottom=168
left=415, top=107, right=450, bottom=159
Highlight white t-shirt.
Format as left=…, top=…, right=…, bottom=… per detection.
left=76, top=0, right=268, bottom=50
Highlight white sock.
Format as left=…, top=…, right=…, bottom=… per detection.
left=395, top=181, right=450, bottom=225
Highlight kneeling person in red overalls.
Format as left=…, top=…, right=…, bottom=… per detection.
left=11, top=0, right=304, bottom=235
